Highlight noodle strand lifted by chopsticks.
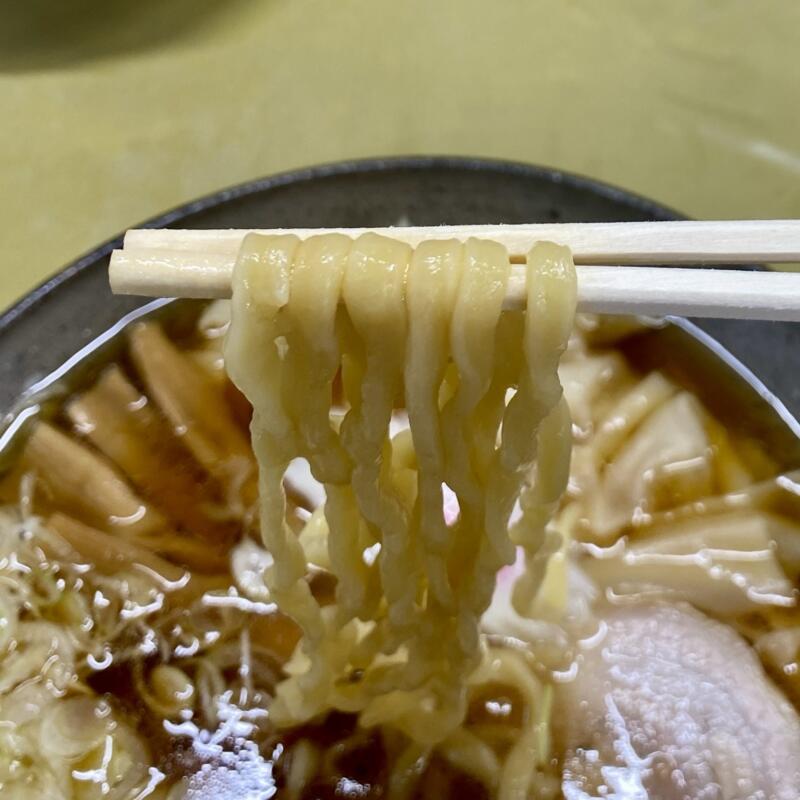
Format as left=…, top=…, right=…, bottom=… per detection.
left=225, top=232, right=576, bottom=748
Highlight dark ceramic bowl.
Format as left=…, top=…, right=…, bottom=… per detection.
left=2, top=157, right=799, bottom=463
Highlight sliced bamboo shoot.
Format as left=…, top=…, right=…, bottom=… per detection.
left=582, top=510, right=796, bottom=616
left=128, top=323, right=256, bottom=505
left=21, top=423, right=166, bottom=537
left=66, top=366, right=240, bottom=543
left=46, top=514, right=230, bottom=604
left=135, top=531, right=230, bottom=575
left=47, top=513, right=184, bottom=582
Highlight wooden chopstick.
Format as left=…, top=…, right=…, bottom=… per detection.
left=122, top=220, right=800, bottom=263
left=108, top=256, right=800, bottom=322
left=109, top=221, right=800, bottom=322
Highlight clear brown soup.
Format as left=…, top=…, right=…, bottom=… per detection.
left=0, top=303, right=797, bottom=800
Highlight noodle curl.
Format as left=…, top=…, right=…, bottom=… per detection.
left=226, top=233, right=576, bottom=749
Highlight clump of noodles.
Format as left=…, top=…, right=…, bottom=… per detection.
left=0, top=505, right=157, bottom=798
left=0, top=488, right=283, bottom=798
left=225, top=233, right=576, bottom=755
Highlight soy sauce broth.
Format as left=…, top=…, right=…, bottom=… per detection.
left=0, top=303, right=797, bottom=799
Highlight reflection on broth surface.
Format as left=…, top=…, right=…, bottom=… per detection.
left=0, top=302, right=798, bottom=799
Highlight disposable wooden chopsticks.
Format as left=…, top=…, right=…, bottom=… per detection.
left=109, top=220, right=800, bottom=321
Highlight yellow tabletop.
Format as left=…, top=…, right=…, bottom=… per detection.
left=2, top=0, right=799, bottom=310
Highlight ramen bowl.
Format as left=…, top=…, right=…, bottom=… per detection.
left=1, top=158, right=799, bottom=799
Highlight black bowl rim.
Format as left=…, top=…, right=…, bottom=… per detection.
left=3, top=155, right=798, bottom=451
left=0, top=155, right=680, bottom=330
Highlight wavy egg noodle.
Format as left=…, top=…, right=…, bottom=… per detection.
left=416, top=239, right=514, bottom=734
left=282, top=234, right=350, bottom=483
left=281, top=235, right=382, bottom=639
left=511, top=243, right=577, bottom=612
left=339, top=234, right=415, bottom=640
left=405, top=240, right=461, bottom=615
left=226, top=234, right=323, bottom=640
left=225, top=232, right=577, bottom=759
left=465, top=644, right=555, bottom=800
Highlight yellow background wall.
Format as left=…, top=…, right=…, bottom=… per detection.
left=2, top=0, right=799, bottom=308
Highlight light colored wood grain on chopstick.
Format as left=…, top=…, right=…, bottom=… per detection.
left=111, top=220, right=800, bottom=322
left=110, top=248, right=233, bottom=299
left=110, top=247, right=800, bottom=322
left=568, top=266, right=800, bottom=321
left=123, top=220, right=800, bottom=264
